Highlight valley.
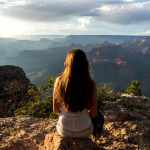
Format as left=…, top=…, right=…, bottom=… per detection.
left=1, top=35, right=150, bottom=97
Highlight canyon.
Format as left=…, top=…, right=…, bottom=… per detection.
left=1, top=35, right=150, bottom=97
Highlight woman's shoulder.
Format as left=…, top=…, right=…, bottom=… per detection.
left=54, top=76, right=62, bottom=87
left=56, top=76, right=61, bottom=81
left=91, top=80, right=96, bottom=88
left=56, top=76, right=62, bottom=82
left=91, top=80, right=97, bottom=94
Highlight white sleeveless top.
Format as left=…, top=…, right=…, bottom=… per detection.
left=58, top=107, right=91, bottom=131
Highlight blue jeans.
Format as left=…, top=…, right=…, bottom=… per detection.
left=56, top=123, right=94, bottom=138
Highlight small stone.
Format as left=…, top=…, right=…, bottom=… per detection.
left=121, top=128, right=127, bottom=135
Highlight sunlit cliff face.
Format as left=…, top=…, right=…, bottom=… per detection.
left=116, top=62, right=126, bottom=66
left=97, top=52, right=99, bottom=56
left=116, top=62, right=121, bottom=65
left=142, top=47, right=148, bottom=53
left=142, top=39, right=146, bottom=43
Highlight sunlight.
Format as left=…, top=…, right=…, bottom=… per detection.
left=0, top=17, right=25, bottom=37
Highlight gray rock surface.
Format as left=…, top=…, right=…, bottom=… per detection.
left=1, top=94, right=150, bottom=149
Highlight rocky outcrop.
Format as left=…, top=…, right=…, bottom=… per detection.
left=117, top=94, right=150, bottom=118
left=99, top=94, right=150, bottom=149
left=0, top=116, right=58, bottom=150
left=0, top=65, right=34, bottom=117
left=44, top=133, right=98, bottom=150
left=0, top=94, right=150, bottom=149
left=101, top=94, right=150, bottom=121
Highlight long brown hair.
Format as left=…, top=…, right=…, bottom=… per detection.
left=55, top=49, right=93, bottom=112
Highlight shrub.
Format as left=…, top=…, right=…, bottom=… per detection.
left=49, top=112, right=59, bottom=119
left=9, top=127, right=20, bottom=136
left=125, top=80, right=142, bottom=96
left=15, top=76, right=56, bottom=118
left=97, top=82, right=117, bottom=106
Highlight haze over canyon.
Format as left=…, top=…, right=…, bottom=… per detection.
left=1, top=35, right=150, bottom=97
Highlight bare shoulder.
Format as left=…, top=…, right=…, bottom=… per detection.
left=56, top=76, right=61, bottom=82
left=54, top=76, right=61, bottom=88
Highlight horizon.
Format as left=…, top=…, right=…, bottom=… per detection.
left=0, top=34, right=149, bottom=41
left=0, top=0, right=150, bottom=36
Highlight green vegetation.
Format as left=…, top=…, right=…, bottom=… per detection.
left=125, top=80, right=142, bottom=96
left=125, top=101, right=135, bottom=111
left=0, top=128, right=20, bottom=136
left=15, top=77, right=121, bottom=117
left=49, top=112, right=59, bottom=119
left=15, top=77, right=144, bottom=118
left=1, top=130, right=10, bottom=136
left=15, top=76, right=56, bottom=118
left=97, top=82, right=120, bottom=106
left=9, top=127, right=20, bottom=136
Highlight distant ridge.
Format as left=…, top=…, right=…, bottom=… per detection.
left=116, top=39, right=131, bottom=47
left=123, top=36, right=150, bottom=53
left=2, top=36, right=150, bottom=98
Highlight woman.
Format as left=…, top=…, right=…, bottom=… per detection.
left=53, top=49, right=97, bottom=138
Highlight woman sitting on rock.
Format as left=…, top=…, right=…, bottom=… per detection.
left=53, top=49, right=97, bottom=138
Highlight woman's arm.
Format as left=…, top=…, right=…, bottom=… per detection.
left=53, top=77, right=61, bottom=115
left=89, top=81, right=97, bottom=118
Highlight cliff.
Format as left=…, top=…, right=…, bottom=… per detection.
left=3, top=37, right=150, bottom=98
left=0, top=94, right=150, bottom=149
left=0, top=65, right=34, bottom=117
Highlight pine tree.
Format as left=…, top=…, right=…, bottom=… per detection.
left=125, top=80, right=142, bottom=96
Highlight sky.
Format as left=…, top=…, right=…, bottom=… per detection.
left=0, top=0, right=150, bottom=37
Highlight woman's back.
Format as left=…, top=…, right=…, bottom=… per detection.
left=54, top=49, right=94, bottom=112
left=53, top=49, right=97, bottom=138
left=58, top=107, right=91, bottom=131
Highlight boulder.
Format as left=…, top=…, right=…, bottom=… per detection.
left=44, top=133, right=100, bottom=150
left=118, top=94, right=150, bottom=109
left=101, top=103, right=129, bottom=121
left=0, top=65, right=34, bottom=117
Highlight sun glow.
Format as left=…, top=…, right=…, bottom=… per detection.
left=0, top=17, right=25, bottom=37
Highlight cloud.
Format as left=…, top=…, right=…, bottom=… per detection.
left=0, top=0, right=122, bottom=22
left=135, top=30, right=150, bottom=35
left=95, top=1, right=150, bottom=24
left=49, top=21, right=96, bottom=32
left=124, top=0, right=134, bottom=2
left=0, top=0, right=31, bottom=7
left=78, top=16, right=93, bottom=28
left=0, top=0, right=150, bottom=26
left=78, top=16, right=92, bottom=25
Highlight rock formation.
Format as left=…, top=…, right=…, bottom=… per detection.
left=99, top=94, right=150, bottom=149
left=0, top=94, right=150, bottom=149
left=0, top=116, right=58, bottom=150
left=44, top=133, right=98, bottom=150
left=121, top=36, right=150, bottom=53
left=3, top=36, right=150, bottom=98
left=0, top=65, right=34, bottom=117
